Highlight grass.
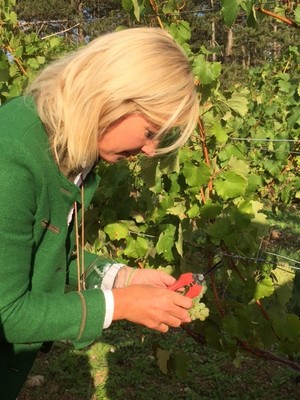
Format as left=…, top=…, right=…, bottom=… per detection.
left=19, top=322, right=300, bottom=400
left=18, top=205, right=300, bottom=400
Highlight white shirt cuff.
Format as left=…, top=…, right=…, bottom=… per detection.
left=101, top=263, right=125, bottom=290
left=101, top=263, right=125, bottom=329
left=103, top=289, right=114, bottom=329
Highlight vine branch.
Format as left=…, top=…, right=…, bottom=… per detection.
left=149, top=0, right=164, bottom=29
left=182, top=327, right=300, bottom=372
left=255, top=6, right=300, bottom=29
left=41, top=22, right=80, bottom=39
left=1, top=44, right=27, bottom=76
left=197, top=116, right=213, bottom=198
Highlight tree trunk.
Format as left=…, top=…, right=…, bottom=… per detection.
left=224, top=27, right=233, bottom=62
left=273, top=23, right=281, bottom=60
left=77, top=1, right=84, bottom=44
left=241, top=45, right=250, bottom=69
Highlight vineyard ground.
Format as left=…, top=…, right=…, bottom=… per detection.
left=18, top=321, right=300, bottom=400
left=19, top=206, right=300, bottom=400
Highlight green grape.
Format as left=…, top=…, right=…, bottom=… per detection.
left=189, top=281, right=209, bottom=321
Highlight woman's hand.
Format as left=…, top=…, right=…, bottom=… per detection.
left=112, top=285, right=192, bottom=333
left=114, top=266, right=176, bottom=288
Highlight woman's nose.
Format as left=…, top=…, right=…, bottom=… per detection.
left=141, top=140, right=159, bottom=157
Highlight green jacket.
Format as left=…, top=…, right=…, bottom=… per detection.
left=0, top=97, right=108, bottom=399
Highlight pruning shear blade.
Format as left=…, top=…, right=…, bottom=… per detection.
left=168, top=261, right=222, bottom=299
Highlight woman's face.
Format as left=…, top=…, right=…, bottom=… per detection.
left=97, top=114, right=159, bottom=163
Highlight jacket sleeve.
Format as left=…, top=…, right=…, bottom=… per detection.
left=0, top=139, right=105, bottom=346
left=67, top=250, right=125, bottom=290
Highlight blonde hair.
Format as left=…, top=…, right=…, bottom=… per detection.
left=26, top=27, right=199, bottom=175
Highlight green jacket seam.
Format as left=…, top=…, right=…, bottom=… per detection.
left=76, top=291, right=87, bottom=340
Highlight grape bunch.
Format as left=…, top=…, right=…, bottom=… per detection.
left=189, top=281, right=210, bottom=321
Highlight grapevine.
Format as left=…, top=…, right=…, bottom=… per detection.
left=1, top=0, right=299, bottom=375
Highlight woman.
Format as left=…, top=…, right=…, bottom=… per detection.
left=0, top=27, right=198, bottom=398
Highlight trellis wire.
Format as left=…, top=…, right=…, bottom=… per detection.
left=230, top=138, right=299, bottom=143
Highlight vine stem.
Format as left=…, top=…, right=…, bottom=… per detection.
left=1, top=44, right=27, bottom=76
left=200, top=187, right=206, bottom=204
left=149, top=0, right=164, bottom=29
left=237, top=340, right=300, bottom=372
left=255, top=299, right=270, bottom=320
left=181, top=326, right=300, bottom=372
left=210, top=272, right=225, bottom=317
left=41, top=22, right=80, bottom=39
left=255, top=6, right=300, bottom=29
left=197, top=117, right=210, bottom=167
left=197, top=116, right=213, bottom=195
left=222, top=250, right=276, bottom=330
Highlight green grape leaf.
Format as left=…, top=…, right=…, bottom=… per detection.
left=168, top=352, right=189, bottom=379
left=104, top=222, right=129, bottom=240
left=295, top=5, right=300, bottom=23
left=263, top=159, right=282, bottom=176
left=167, top=21, right=191, bottom=45
left=168, top=174, right=180, bottom=194
left=122, top=0, right=133, bottom=12
left=247, top=200, right=267, bottom=228
left=27, top=58, right=40, bottom=69
left=160, top=153, right=180, bottom=174
left=256, top=319, right=278, bottom=347
left=155, top=196, right=175, bottom=223
left=218, top=143, right=247, bottom=163
left=6, top=11, right=17, bottom=24
left=278, top=73, right=292, bottom=93
left=156, top=224, right=176, bottom=262
left=193, top=54, right=221, bottom=85
left=156, top=348, right=171, bottom=375
left=0, top=69, right=10, bottom=82
left=167, top=202, right=186, bottom=220
left=200, top=199, right=223, bottom=219
left=214, top=171, right=247, bottom=200
left=182, top=161, right=211, bottom=187
left=207, top=217, right=231, bottom=244
left=211, top=121, right=228, bottom=143
left=49, top=36, right=61, bottom=48
left=237, top=200, right=255, bottom=218
left=140, top=160, right=161, bottom=192
left=157, top=265, right=175, bottom=275
left=228, top=156, right=250, bottom=177
left=124, top=236, right=149, bottom=258
left=132, top=0, right=143, bottom=21
left=37, top=55, right=46, bottom=65
left=187, top=203, right=200, bottom=218
left=121, top=0, right=144, bottom=21
left=224, top=91, right=249, bottom=117
left=272, top=314, right=300, bottom=341
left=253, top=277, right=274, bottom=300
left=245, top=174, right=263, bottom=195
left=221, top=0, right=240, bottom=27
left=272, top=266, right=295, bottom=306
left=287, top=106, right=300, bottom=127
left=223, top=313, right=247, bottom=339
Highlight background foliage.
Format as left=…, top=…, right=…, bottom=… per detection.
left=1, top=0, right=299, bottom=374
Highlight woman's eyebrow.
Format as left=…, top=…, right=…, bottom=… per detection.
left=148, top=122, right=161, bottom=133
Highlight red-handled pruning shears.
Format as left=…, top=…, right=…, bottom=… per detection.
left=168, top=261, right=222, bottom=298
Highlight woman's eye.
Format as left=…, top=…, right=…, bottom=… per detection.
left=145, top=130, right=156, bottom=140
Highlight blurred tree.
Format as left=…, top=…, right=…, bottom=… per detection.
left=15, top=0, right=128, bottom=42
left=15, top=0, right=300, bottom=84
